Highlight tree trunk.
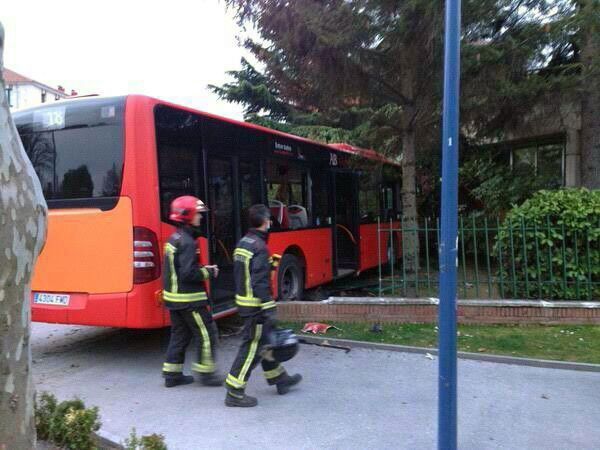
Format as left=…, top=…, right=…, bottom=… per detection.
left=0, top=23, right=48, bottom=449
left=580, top=1, right=600, bottom=189
left=401, top=128, right=419, bottom=297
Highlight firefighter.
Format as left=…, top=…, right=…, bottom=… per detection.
left=161, top=195, right=223, bottom=388
left=225, top=204, right=302, bottom=407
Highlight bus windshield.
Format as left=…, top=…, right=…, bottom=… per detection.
left=13, top=96, right=125, bottom=209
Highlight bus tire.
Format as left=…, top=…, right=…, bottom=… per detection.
left=277, top=254, right=304, bottom=302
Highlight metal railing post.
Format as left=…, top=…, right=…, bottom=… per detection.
left=390, top=218, right=395, bottom=295
left=378, top=216, right=382, bottom=297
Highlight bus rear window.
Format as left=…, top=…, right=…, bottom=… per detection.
left=13, top=97, right=125, bottom=209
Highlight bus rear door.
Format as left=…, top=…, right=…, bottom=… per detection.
left=206, top=156, right=262, bottom=313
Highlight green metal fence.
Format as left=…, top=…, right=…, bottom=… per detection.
left=377, top=216, right=600, bottom=300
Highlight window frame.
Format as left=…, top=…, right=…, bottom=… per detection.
left=509, top=139, right=566, bottom=186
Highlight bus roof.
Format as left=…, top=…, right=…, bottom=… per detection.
left=134, top=95, right=401, bottom=167
left=15, top=94, right=401, bottom=167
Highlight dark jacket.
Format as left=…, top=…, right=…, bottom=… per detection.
left=162, top=226, right=210, bottom=310
left=233, top=228, right=277, bottom=317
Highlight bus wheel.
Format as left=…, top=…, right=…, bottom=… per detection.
left=278, top=254, right=304, bottom=301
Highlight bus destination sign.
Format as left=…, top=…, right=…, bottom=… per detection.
left=274, top=141, right=293, bottom=156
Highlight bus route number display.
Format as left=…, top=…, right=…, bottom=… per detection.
left=329, top=152, right=338, bottom=166
left=34, top=107, right=66, bottom=130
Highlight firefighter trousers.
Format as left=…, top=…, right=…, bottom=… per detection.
left=226, top=314, right=286, bottom=390
left=162, top=305, right=217, bottom=377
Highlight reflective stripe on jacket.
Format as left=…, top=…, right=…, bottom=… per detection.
left=233, top=228, right=277, bottom=316
left=162, top=226, right=209, bottom=310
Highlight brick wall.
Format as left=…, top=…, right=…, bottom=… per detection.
left=277, top=298, right=600, bottom=325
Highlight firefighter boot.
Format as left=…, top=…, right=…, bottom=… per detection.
left=276, top=373, right=302, bottom=395
left=164, top=374, right=195, bottom=388
left=200, top=372, right=225, bottom=386
left=225, top=388, right=258, bottom=407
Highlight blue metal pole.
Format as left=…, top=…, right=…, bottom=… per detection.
left=438, top=0, right=461, bottom=448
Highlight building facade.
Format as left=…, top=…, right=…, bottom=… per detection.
left=3, top=68, right=72, bottom=111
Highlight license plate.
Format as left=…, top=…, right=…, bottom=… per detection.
left=33, top=293, right=70, bottom=306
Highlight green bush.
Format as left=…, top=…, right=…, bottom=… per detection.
left=124, top=428, right=168, bottom=450
left=35, top=392, right=101, bottom=450
left=35, top=392, right=58, bottom=441
left=58, top=405, right=100, bottom=450
left=494, top=188, right=600, bottom=300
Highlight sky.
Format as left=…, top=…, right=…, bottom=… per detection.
left=2, top=0, right=247, bottom=120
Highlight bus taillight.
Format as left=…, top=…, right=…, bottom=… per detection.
left=133, top=227, right=161, bottom=284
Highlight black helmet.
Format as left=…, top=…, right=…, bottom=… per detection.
left=268, top=328, right=299, bottom=362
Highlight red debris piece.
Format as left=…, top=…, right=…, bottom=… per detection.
left=301, top=322, right=340, bottom=334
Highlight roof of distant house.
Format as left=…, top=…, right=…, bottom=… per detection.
left=2, top=68, right=70, bottom=97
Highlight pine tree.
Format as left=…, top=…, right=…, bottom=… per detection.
left=209, top=58, right=291, bottom=120
left=215, top=0, right=589, bottom=293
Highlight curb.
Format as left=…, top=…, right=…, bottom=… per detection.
left=94, top=430, right=124, bottom=450
left=299, top=335, right=600, bottom=373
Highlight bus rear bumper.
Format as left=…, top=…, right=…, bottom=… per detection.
left=30, top=285, right=233, bottom=328
left=31, top=291, right=128, bottom=327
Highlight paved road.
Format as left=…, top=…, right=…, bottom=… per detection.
left=32, top=322, right=600, bottom=450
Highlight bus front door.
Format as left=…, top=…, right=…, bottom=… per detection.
left=333, top=171, right=359, bottom=278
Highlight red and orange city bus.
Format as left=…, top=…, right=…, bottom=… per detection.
left=14, top=95, right=401, bottom=328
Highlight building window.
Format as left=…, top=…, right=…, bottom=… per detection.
left=5, top=86, right=12, bottom=107
left=536, top=144, right=564, bottom=186
left=510, top=141, right=565, bottom=187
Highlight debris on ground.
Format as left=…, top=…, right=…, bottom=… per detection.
left=369, top=322, right=382, bottom=333
left=425, top=353, right=435, bottom=360
left=301, top=322, right=341, bottom=334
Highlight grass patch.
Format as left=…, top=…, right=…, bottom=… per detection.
left=280, top=321, right=600, bottom=364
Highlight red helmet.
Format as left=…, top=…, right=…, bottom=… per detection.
left=169, top=196, right=209, bottom=223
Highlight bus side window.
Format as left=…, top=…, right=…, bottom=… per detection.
left=359, top=173, right=379, bottom=224
left=155, top=106, right=203, bottom=222
left=266, top=159, right=309, bottom=230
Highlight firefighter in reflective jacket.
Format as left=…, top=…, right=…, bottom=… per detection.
left=225, top=204, right=302, bottom=407
left=161, top=195, right=223, bottom=388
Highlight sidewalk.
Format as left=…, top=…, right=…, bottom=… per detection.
left=32, top=323, right=600, bottom=449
